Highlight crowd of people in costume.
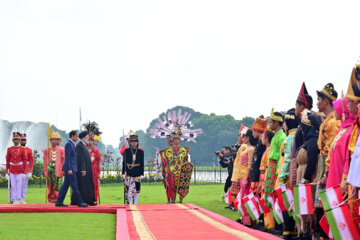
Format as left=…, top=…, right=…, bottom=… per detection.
left=220, top=62, right=360, bottom=239
left=5, top=122, right=103, bottom=207
left=5, top=110, right=203, bottom=207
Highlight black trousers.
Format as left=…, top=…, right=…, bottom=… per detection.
left=224, top=175, right=232, bottom=193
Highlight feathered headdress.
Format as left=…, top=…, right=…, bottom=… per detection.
left=83, top=121, right=102, bottom=141
left=149, top=109, right=203, bottom=143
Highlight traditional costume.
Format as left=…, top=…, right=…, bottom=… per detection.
left=150, top=109, right=202, bottom=203
left=276, top=109, right=300, bottom=238
left=249, top=116, right=267, bottom=194
left=6, top=132, right=28, bottom=204
left=83, top=121, right=103, bottom=204
left=289, top=82, right=313, bottom=188
left=344, top=63, right=360, bottom=234
left=20, top=133, right=33, bottom=204
left=315, top=83, right=339, bottom=205
left=122, top=135, right=144, bottom=204
left=264, top=109, right=286, bottom=201
left=228, top=125, right=248, bottom=207
left=326, top=97, right=355, bottom=188
left=44, top=132, right=65, bottom=203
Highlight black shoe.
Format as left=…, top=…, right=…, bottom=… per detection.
left=229, top=205, right=236, bottom=211
left=55, top=202, right=68, bottom=207
left=70, top=202, right=77, bottom=206
left=225, top=204, right=232, bottom=209
left=89, top=202, right=97, bottom=206
left=78, top=203, right=88, bottom=207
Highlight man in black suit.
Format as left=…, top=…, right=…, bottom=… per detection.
left=56, top=130, right=87, bottom=207
left=71, top=131, right=96, bottom=206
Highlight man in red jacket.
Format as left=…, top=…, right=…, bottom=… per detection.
left=6, top=132, right=28, bottom=204
left=20, top=133, right=33, bottom=204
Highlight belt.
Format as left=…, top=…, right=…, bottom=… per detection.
left=10, top=162, right=24, bottom=166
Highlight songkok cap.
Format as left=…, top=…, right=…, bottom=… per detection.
left=129, top=134, right=139, bottom=142
left=79, top=131, right=89, bottom=139
left=12, top=132, right=21, bottom=139
left=20, top=133, right=27, bottom=140
left=251, top=115, right=268, bottom=133
left=317, top=83, right=338, bottom=102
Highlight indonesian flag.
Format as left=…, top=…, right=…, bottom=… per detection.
left=319, top=185, right=343, bottom=211
left=281, top=188, right=295, bottom=213
left=272, top=199, right=284, bottom=224
left=324, top=204, right=360, bottom=240
left=265, top=193, right=276, bottom=209
left=275, top=184, right=287, bottom=211
left=293, top=184, right=313, bottom=215
left=259, top=196, right=270, bottom=214
left=320, top=215, right=334, bottom=240
left=244, top=197, right=260, bottom=221
left=254, top=196, right=263, bottom=214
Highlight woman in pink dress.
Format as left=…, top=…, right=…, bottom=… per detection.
left=325, top=97, right=356, bottom=189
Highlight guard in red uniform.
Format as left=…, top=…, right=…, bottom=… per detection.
left=5, top=132, right=28, bottom=204
left=20, top=133, right=33, bottom=204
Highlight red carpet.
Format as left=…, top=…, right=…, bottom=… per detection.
left=0, top=203, right=281, bottom=239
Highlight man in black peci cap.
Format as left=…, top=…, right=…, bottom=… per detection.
left=122, top=134, right=144, bottom=204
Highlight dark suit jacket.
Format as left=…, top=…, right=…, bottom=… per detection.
left=76, top=141, right=91, bottom=173
left=63, top=140, right=78, bottom=172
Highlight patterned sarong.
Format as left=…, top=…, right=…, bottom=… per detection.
left=264, top=159, right=277, bottom=198
left=125, top=176, right=141, bottom=199
left=47, top=162, right=63, bottom=203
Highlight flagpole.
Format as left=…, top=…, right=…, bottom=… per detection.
left=79, top=107, right=82, bottom=131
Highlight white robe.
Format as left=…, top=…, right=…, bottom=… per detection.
left=347, top=136, right=360, bottom=187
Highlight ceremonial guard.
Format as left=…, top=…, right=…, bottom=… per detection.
left=150, top=109, right=202, bottom=203
left=20, top=133, right=33, bottom=204
left=6, top=132, right=28, bottom=204
left=44, top=132, right=65, bottom=203
left=122, top=135, right=144, bottom=204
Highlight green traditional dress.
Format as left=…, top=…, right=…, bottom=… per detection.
left=264, top=129, right=286, bottom=200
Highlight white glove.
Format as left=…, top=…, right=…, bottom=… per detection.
left=122, top=174, right=126, bottom=180
left=27, top=173, right=32, bottom=179
left=22, top=174, right=27, bottom=179
left=140, top=175, right=144, bottom=180
left=5, top=174, right=9, bottom=180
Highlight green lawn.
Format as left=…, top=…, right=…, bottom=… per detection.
left=0, top=184, right=240, bottom=240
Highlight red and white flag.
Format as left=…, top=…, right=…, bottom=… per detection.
left=254, top=196, right=263, bottom=214
left=293, top=184, right=313, bottom=215
left=259, top=196, right=271, bottom=214
left=319, top=185, right=343, bottom=211
left=320, top=215, right=334, bottom=240
left=265, top=193, right=276, bottom=209
left=275, top=184, right=287, bottom=211
left=325, top=204, right=360, bottom=240
left=272, top=199, right=284, bottom=224
left=244, top=197, right=260, bottom=221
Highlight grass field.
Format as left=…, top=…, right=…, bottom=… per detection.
left=0, top=184, right=240, bottom=240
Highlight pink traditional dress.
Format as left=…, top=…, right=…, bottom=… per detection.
left=326, top=97, right=356, bottom=189
left=239, top=145, right=254, bottom=226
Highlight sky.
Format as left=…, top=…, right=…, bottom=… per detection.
left=0, top=0, right=360, bottom=146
